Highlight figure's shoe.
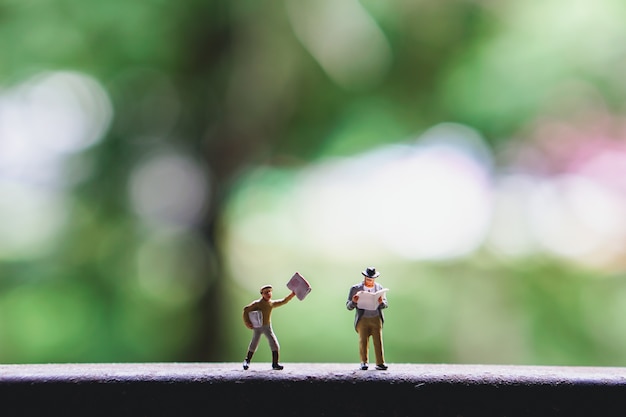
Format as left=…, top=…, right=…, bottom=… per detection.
left=375, top=363, right=388, bottom=370
left=360, top=363, right=368, bottom=370
left=243, top=360, right=250, bottom=370
left=272, top=363, right=284, bottom=370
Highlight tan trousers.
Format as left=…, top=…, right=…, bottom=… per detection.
left=356, top=316, right=385, bottom=365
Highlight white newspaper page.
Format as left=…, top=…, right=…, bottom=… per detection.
left=248, top=310, right=263, bottom=328
left=286, top=272, right=312, bottom=300
left=356, top=289, right=388, bottom=310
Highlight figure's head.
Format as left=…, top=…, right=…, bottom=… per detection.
left=260, top=285, right=273, bottom=300
left=361, top=267, right=379, bottom=287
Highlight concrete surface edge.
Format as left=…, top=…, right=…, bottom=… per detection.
left=0, top=363, right=625, bottom=416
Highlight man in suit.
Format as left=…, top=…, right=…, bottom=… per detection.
left=346, top=267, right=388, bottom=370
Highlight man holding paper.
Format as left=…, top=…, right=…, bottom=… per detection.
left=346, top=267, right=389, bottom=370
left=242, top=285, right=295, bottom=370
left=241, top=273, right=311, bottom=371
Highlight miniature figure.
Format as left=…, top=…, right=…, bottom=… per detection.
left=346, top=267, right=389, bottom=370
left=242, top=285, right=296, bottom=370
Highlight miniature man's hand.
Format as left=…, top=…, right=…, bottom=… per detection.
left=378, top=296, right=383, bottom=304
left=352, top=295, right=359, bottom=303
left=245, top=322, right=254, bottom=329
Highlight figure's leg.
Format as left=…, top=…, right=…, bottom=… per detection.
left=244, top=329, right=262, bottom=370
left=243, top=350, right=254, bottom=370
left=356, top=319, right=370, bottom=369
left=263, top=325, right=284, bottom=370
left=372, top=318, right=387, bottom=370
left=248, top=328, right=262, bottom=352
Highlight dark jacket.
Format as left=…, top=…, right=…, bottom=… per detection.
left=346, top=282, right=388, bottom=331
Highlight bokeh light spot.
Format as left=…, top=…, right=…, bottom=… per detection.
left=529, top=175, right=626, bottom=262
left=0, top=181, right=67, bottom=260
left=129, top=152, right=211, bottom=227
left=224, top=122, right=494, bottom=275
left=286, top=0, right=392, bottom=89
left=0, top=71, right=112, bottom=185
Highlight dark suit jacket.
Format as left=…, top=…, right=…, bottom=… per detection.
left=346, top=282, right=388, bottom=331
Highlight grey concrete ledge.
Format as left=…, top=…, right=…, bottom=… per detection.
left=1, top=363, right=626, bottom=416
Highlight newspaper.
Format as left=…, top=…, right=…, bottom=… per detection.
left=356, top=288, right=388, bottom=310
left=248, top=310, right=263, bottom=328
left=286, top=272, right=312, bottom=300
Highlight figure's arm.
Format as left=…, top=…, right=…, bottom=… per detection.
left=377, top=287, right=388, bottom=310
left=273, top=291, right=296, bottom=307
left=346, top=287, right=359, bottom=310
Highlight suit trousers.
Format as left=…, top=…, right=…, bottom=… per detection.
left=356, top=316, right=384, bottom=365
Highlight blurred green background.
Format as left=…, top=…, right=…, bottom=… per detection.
left=2, top=0, right=626, bottom=366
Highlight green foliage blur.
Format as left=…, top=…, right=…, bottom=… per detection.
left=2, top=0, right=626, bottom=366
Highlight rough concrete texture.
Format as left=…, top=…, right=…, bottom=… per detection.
left=1, top=363, right=626, bottom=416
